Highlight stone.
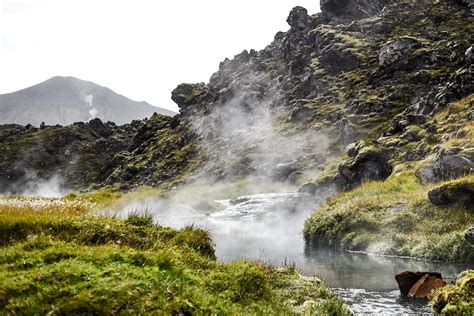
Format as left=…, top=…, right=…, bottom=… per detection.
left=287, top=6, right=309, bottom=31
left=273, top=162, right=300, bottom=180
left=395, top=271, right=443, bottom=296
left=408, top=274, right=446, bottom=298
left=428, top=181, right=474, bottom=207
left=378, top=37, right=423, bottom=70
left=321, top=0, right=390, bottom=19
left=88, top=118, right=112, bottom=138
left=416, top=154, right=473, bottom=184
left=171, top=83, right=207, bottom=110
left=346, top=140, right=366, bottom=158
left=320, top=45, right=361, bottom=74
left=337, top=144, right=392, bottom=190
left=465, top=227, right=474, bottom=245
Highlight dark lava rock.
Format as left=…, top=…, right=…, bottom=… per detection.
left=321, top=0, right=390, bottom=19
left=416, top=154, right=473, bottom=184
left=428, top=181, right=474, bottom=207
left=88, top=118, right=112, bottom=138
left=171, top=83, right=208, bottom=111
left=378, top=37, right=423, bottom=71
left=287, top=6, right=310, bottom=31
left=320, top=45, right=361, bottom=74
left=465, top=227, right=474, bottom=245
left=337, top=142, right=392, bottom=190
left=395, top=271, right=443, bottom=296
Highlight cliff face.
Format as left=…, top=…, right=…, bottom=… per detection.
left=0, top=0, right=472, bottom=194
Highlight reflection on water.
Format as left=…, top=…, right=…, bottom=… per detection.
left=136, top=192, right=472, bottom=314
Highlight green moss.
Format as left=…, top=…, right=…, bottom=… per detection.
left=0, top=197, right=350, bottom=315
left=304, top=173, right=474, bottom=262
left=431, top=270, right=474, bottom=314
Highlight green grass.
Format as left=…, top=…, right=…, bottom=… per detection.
left=0, top=197, right=350, bottom=315
left=303, top=173, right=474, bottom=262
left=431, top=270, right=474, bottom=315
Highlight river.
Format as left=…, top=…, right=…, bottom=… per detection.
left=143, top=192, right=471, bottom=314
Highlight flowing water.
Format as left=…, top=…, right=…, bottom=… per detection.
left=145, top=192, right=471, bottom=315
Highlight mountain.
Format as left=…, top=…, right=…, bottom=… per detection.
left=0, top=76, right=176, bottom=126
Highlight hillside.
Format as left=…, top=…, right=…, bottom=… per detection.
left=0, top=76, right=175, bottom=126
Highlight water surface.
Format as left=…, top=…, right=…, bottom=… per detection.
left=147, top=192, right=471, bottom=314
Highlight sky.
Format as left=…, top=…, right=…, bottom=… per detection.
left=0, top=0, right=320, bottom=112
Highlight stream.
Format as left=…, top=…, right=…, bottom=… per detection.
left=146, top=192, right=471, bottom=315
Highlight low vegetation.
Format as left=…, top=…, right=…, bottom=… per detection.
left=0, top=196, right=350, bottom=315
left=303, top=173, right=474, bottom=262
left=432, top=270, right=474, bottom=314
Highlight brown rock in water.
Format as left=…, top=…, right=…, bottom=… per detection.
left=395, top=271, right=442, bottom=295
left=408, top=274, right=446, bottom=298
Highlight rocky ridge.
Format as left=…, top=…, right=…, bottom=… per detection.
left=0, top=0, right=472, bottom=196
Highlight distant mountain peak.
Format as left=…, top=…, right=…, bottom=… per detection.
left=0, top=77, right=176, bottom=126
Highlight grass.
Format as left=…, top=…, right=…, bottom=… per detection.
left=0, top=196, right=350, bottom=315
left=431, top=270, right=474, bottom=315
left=303, top=173, right=474, bottom=262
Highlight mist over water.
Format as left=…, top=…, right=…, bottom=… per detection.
left=111, top=188, right=471, bottom=314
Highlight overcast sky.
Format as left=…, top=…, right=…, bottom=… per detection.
left=0, top=0, right=320, bottom=112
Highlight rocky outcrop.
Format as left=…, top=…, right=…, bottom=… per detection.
left=321, top=0, right=391, bottom=19
left=416, top=154, right=473, bottom=184
left=0, top=119, right=137, bottom=193
left=428, top=181, right=474, bottom=207
left=378, top=37, right=424, bottom=71
left=336, top=142, right=392, bottom=190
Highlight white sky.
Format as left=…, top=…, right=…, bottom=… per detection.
left=0, top=0, right=320, bottom=112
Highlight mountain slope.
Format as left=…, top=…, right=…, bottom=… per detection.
left=0, top=76, right=176, bottom=126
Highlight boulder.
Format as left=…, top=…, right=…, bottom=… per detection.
left=287, top=6, right=310, bottom=31
left=320, top=45, right=361, bottom=74
left=272, top=162, right=300, bottom=180
left=408, top=274, right=446, bottom=298
left=88, top=118, right=112, bottom=138
left=465, top=227, right=474, bottom=245
left=171, top=83, right=208, bottom=110
left=378, top=37, right=423, bottom=71
left=395, top=271, right=443, bottom=296
left=428, top=181, right=474, bottom=207
left=298, top=176, right=336, bottom=195
left=345, top=140, right=366, bottom=158
left=416, top=154, right=473, bottom=184
left=337, top=142, right=392, bottom=190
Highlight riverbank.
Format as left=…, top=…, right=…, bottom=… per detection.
left=0, top=196, right=349, bottom=315
left=304, top=173, right=474, bottom=262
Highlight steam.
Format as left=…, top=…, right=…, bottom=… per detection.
left=191, top=71, right=329, bottom=185
left=83, top=93, right=98, bottom=120
left=4, top=173, right=69, bottom=198
left=105, top=69, right=332, bottom=264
